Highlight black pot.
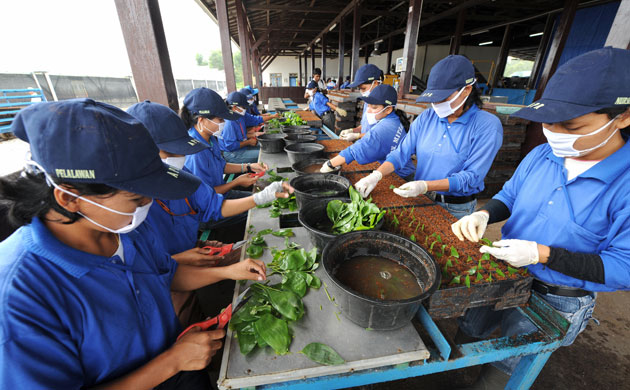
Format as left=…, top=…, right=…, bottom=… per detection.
left=281, top=128, right=311, bottom=136
left=257, top=133, right=286, bottom=153
left=292, top=158, right=341, bottom=176
left=283, top=125, right=311, bottom=131
left=284, top=143, right=325, bottom=165
left=322, top=231, right=440, bottom=330
left=298, top=197, right=384, bottom=252
left=289, top=173, right=350, bottom=209
left=284, top=134, right=317, bottom=147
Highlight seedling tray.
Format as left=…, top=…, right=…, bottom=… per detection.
left=342, top=172, right=435, bottom=208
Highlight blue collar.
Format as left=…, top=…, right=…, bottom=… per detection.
left=438, top=104, right=479, bottom=125
left=26, top=217, right=138, bottom=278
left=188, top=127, right=214, bottom=147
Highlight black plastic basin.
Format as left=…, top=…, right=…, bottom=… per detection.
left=281, top=128, right=311, bottom=136
left=292, top=158, right=341, bottom=176
left=288, top=173, right=349, bottom=209
left=284, top=143, right=325, bottom=165
left=257, top=133, right=286, bottom=153
left=298, top=197, right=384, bottom=252
left=322, top=231, right=440, bottom=330
left=284, top=134, right=317, bottom=147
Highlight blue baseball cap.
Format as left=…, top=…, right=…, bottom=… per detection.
left=349, top=64, right=383, bottom=88
left=239, top=88, right=254, bottom=99
left=227, top=91, right=249, bottom=109
left=416, top=55, right=475, bottom=103
left=183, top=87, right=239, bottom=120
left=127, top=100, right=207, bottom=155
left=361, top=84, right=398, bottom=106
left=244, top=85, right=259, bottom=95
left=307, top=80, right=318, bottom=89
left=12, top=99, right=201, bottom=200
left=512, top=47, right=630, bottom=123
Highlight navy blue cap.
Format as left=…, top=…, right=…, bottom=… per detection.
left=183, top=87, right=239, bottom=120
left=127, top=100, right=207, bottom=155
left=12, top=99, right=201, bottom=200
left=416, top=55, right=475, bottom=103
left=244, top=85, right=259, bottom=95
left=307, top=80, right=318, bottom=89
left=361, top=84, right=398, bottom=106
left=512, top=47, right=630, bottom=123
left=239, top=88, right=254, bottom=99
left=227, top=91, right=249, bottom=109
left=349, top=64, right=383, bottom=88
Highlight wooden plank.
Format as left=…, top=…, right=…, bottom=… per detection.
left=215, top=0, right=236, bottom=92
left=114, top=0, right=178, bottom=110
left=235, top=0, right=252, bottom=88
left=449, top=8, right=466, bottom=55
left=398, top=0, right=424, bottom=100
left=337, top=19, right=345, bottom=88
left=303, top=0, right=359, bottom=53
left=528, top=13, right=554, bottom=89
left=247, top=5, right=338, bottom=13
left=386, top=36, right=393, bottom=74
left=298, top=54, right=303, bottom=87
left=490, top=24, right=513, bottom=91
left=304, top=54, right=308, bottom=85
left=605, top=0, right=630, bottom=49
left=351, top=3, right=361, bottom=79
left=310, top=45, right=316, bottom=78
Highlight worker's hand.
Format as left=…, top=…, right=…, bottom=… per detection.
left=254, top=131, right=265, bottom=137
left=197, top=240, right=224, bottom=248
left=245, top=137, right=258, bottom=146
left=336, top=108, right=348, bottom=117
left=451, top=211, right=490, bottom=242
left=228, top=258, right=267, bottom=281
left=275, top=181, right=294, bottom=199
left=170, top=327, right=225, bottom=371
left=171, top=247, right=224, bottom=267
left=480, top=239, right=540, bottom=268
left=253, top=181, right=288, bottom=205
left=250, top=162, right=268, bottom=173
left=355, top=170, right=382, bottom=198
left=233, top=173, right=259, bottom=188
left=320, top=161, right=336, bottom=173
left=393, top=180, right=428, bottom=198
left=340, top=132, right=361, bottom=142
left=339, top=128, right=355, bottom=137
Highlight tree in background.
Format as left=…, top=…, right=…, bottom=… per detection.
left=196, top=50, right=244, bottom=90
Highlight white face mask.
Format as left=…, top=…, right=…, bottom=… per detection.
left=360, top=81, right=379, bottom=97
left=162, top=156, right=186, bottom=170
left=233, top=106, right=246, bottom=116
left=247, top=99, right=255, bottom=105
left=200, top=118, right=225, bottom=139
left=543, top=117, right=618, bottom=158
left=431, top=83, right=472, bottom=118
left=366, top=106, right=389, bottom=125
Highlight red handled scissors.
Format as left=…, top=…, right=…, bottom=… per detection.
left=177, top=286, right=252, bottom=341
left=202, top=240, right=247, bottom=256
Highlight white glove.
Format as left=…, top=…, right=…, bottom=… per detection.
left=320, top=161, right=336, bottom=173
left=451, top=211, right=490, bottom=242
left=339, top=128, right=354, bottom=137
left=355, top=171, right=382, bottom=198
left=340, top=132, right=361, bottom=142
left=480, top=239, right=540, bottom=268
left=253, top=181, right=284, bottom=206
left=393, top=181, right=428, bottom=198
left=336, top=108, right=347, bottom=117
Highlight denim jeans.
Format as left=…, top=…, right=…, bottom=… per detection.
left=458, top=290, right=597, bottom=374
left=222, top=145, right=260, bottom=164
left=436, top=198, right=477, bottom=220
left=200, top=190, right=250, bottom=230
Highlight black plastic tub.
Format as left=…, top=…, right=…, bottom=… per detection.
left=257, top=133, right=286, bottom=153
left=288, top=173, right=349, bottom=209
left=284, top=143, right=325, bottom=165
left=284, top=134, right=317, bottom=147
left=322, top=231, right=440, bottom=330
left=292, top=158, right=341, bottom=176
left=298, top=197, right=384, bottom=252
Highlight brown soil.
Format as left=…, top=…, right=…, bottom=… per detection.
left=382, top=205, right=528, bottom=289
left=341, top=160, right=381, bottom=172
left=316, top=139, right=353, bottom=153
left=342, top=172, right=434, bottom=208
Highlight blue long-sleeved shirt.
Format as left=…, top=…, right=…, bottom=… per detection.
left=494, top=141, right=630, bottom=291
left=385, top=104, right=503, bottom=196
left=248, top=103, right=260, bottom=116
left=184, top=128, right=226, bottom=188
left=339, top=111, right=415, bottom=178
left=219, top=113, right=263, bottom=152
left=310, top=92, right=331, bottom=117
left=0, top=218, right=179, bottom=388
left=360, top=111, right=372, bottom=134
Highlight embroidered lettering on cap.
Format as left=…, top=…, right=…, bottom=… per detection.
left=198, top=110, right=211, bottom=114
left=166, top=166, right=179, bottom=179
left=55, top=169, right=96, bottom=179
left=385, top=100, right=392, bottom=105
left=188, top=139, right=200, bottom=146
left=527, top=102, right=545, bottom=110
left=422, top=92, right=433, bottom=97
left=615, top=97, right=630, bottom=105
left=466, top=78, right=474, bottom=84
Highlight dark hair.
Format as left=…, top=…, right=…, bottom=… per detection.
left=463, top=85, right=483, bottom=110
left=314, top=68, right=322, bottom=76
left=179, top=106, right=216, bottom=129
left=394, top=108, right=411, bottom=132
left=346, top=76, right=350, bottom=81
left=0, top=171, right=118, bottom=228
left=596, top=105, right=630, bottom=134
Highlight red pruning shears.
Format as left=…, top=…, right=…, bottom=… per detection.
left=202, top=240, right=247, bottom=256
left=248, top=170, right=266, bottom=178
left=177, top=286, right=252, bottom=341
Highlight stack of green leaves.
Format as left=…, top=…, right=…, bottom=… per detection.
left=326, top=186, right=385, bottom=234
left=266, top=169, right=288, bottom=182
left=281, top=112, right=307, bottom=126
left=246, top=228, right=294, bottom=259
left=267, top=118, right=282, bottom=129
left=257, top=194, right=297, bottom=218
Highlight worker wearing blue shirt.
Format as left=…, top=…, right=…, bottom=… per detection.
left=240, top=86, right=279, bottom=121
left=220, top=91, right=263, bottom=164
left=320, top=84, right=415, bottom=179
left=306, top=80, right=347, bottom=131
left=451, top=47, right=630, bottom=387
left=127, top=100, right=293, bottom=258
left=340, top=75, right=351, bottom=89
left=356, top=56, right=503, bottom=219
left=0, top=99, right=268, bottom=388
left=339, top=64, right=384, bottom=140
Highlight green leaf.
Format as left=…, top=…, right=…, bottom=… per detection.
left=450, top=246, right=459, bottom=258
left=252, top=235, right=266, bottom=246
left=309, top=274, right=321, bottom=289
left=389, top=185, right=396, bottom=189
left=410, top=234, right=416, bottom=242
left=507, top=266, right=519, bottom=275
left=236, top=325, right=257, bottom=355
left=257, top=228, right=273, bottom=236
left=246, top=244, right=264, bottom=258
left=467, top=256, right=473, bottom=263
left=272, top=228, right=294, bottom=237
left=466, top=267, right=477, bottom=275
left=445, top=259, right=453, bottom=268
left=495, top=268, right=505, bottom=278
left=480, top=238, right=494, bottom=247
left=482, top=252, right=491, bottom=261
left=254, top=314, right=290, bottom=355
left=301, top=342, right=345, bottom=366
left=476, top=271, right=483, bottom=282
left=465, top=274, right=471, bottom=288
left=282, top=271, right=308, bottom=298
left=253, top=284, right=304, bottom=321
left=449, top=275, right=461, bottom=285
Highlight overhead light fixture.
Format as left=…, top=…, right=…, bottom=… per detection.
left=529, top=32, right=544, bottom=37
left=479, top=41, right=493, bottom=46
left=315, top=37, right=321, bottom=43
left=329, top=23, right=337, bottom=32
left=375, top=39, right=384, bottom=44
left=371, top=42, right=381, bottom=57
left=470, top=29, right=489, bottom=36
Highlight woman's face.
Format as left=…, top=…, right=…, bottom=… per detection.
left=359, top=81, right=379, bottom=94
left=437, top=85, right=472, bottom=110
left=543, top=111, right=629, bottom=151
left=198, top=116, right=224, bottom=133
left=367, top=104, right=392, bottom=120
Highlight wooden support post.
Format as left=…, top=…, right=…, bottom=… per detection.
left=365, top=45, right=370, bottom=64
left=449, top=8, right=466, bottom=55
left=298, top=54, right=303, bottom=87
left=338, top=20, right=345, bottom=87
left=528, top=14, right=554, bottom=90
left=253, top=49, right=262, bottom=88
left=386, top=36, right=393, bottom=74
left=321, top=34, right=327, bottom=81
left=311, top=45, right=316, bottom=77
left=235, top=0, right=252, bottom=87
left=351, top=3, right=361, bottom=80
left=114, top=0, right=178, bottom=110
left=605, top=0, right=630, bottom=49
left=490, top=24, right=513, bottom=91
left=399, top=0, right=424, bottom=99
left=215, top=0, right=237, bottom=92
left=304, top=53, right=309, bottom=85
